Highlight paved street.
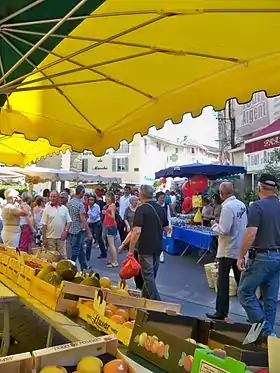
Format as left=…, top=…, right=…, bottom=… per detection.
left=88, top=245, right=280, bottom=328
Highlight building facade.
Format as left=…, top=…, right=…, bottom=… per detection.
left=218, top=93, right=280, bottom=168
left=79, top=134, right=219, bottom=185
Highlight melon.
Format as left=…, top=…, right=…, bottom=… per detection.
left=81, top=275, right=100, bottom=287
left=72, top=276, right=84, bottom=284
left=37, top=265, right=55, bottom=280
left=44, top=272, right=63, bottom=287
left=56, top=260, right=77, bottom=281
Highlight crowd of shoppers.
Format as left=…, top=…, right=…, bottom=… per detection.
left=1, top=174, right=280, bottom=340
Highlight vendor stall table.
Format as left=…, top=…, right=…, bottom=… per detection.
left=169, top=226, right=217, bottom=263
left=0, top=282, right=17, bottom=356
left=0, top=275, right=158, bottom=373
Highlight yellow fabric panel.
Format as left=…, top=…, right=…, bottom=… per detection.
left=0, top=0, right=280, bottom=154
left=0, top=133, right=69, bottom=166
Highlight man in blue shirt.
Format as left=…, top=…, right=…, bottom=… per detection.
left=238, top=174, right=280, bottom=337
left=87, top=195, right=107, bottom=261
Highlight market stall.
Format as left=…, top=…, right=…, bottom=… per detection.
left=0, top=246, right=271, bottom=373
left=157, top=164, right=246, bottom=259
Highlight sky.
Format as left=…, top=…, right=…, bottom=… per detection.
left=148, top=106, right=219, bottom=147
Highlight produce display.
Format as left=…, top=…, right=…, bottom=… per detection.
left=83, top=300, right=135, bottom=329
left=39, top=355, right=129, bottom=373
left=171, top=214, right=195, bottom=227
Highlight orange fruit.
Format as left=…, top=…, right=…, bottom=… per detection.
left=105, top=307, right=114, bottom=318
left=115, top=309, right=129, bottom=322
left=83, top=301, right=93, bottom=309
left=103, top=359, right=129, bottom=373
left=107, top=304, right=118, bottom=314
left=123, top=321, right=134, bottom=329
left=111, top=314, right=125, bottom=325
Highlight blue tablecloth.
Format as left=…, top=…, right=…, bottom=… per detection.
left=171, top=225, right=217, bottom=251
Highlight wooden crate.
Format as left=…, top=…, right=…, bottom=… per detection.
left=105, top=292, right=181, bottom=314
left=6, top=257, right=23, bottom=283
left=0, top=252, right=10, bottom=274
left=0, top=352, right=32, bottom=373
left=33, top=335, right=136, bottom=373
left=17, top=264, right=36, bottom=291
left=28, top=275, right=141, bottom=313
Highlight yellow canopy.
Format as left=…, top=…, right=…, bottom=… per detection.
left=0, top=1, right=280, bottom=154
left=0, top=134, right=70, bottom=167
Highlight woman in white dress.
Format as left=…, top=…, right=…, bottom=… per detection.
left=1, top=189, right=27, bottom=248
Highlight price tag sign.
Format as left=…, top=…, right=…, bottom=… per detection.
left=192, top=195, right=202, bottom=208
left=199, top=361, right=227, bottom=373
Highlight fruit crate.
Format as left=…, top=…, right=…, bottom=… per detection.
left=129, top=309, right=211, bottom=373
left=106, top=292, right=181, bottom=314
left=32, top=335, right=136, bottom=373
left=5, top=257, right=23, bottom=283
left=28, top=274, right=141, bottom=313
left=0, top=352, right=32, bottom=373
left=0, top=252, right=10, bottom=274
left=17, top=264, right=36, bottom=291
left=77, top=295, right=134, bottom=347
left=77, top=291, right=181, bottom=346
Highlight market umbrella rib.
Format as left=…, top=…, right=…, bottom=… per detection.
left=0, top=0, right=89, bottom=85
left=1, top=33, right=102, bottom=134
left=0, top=14, right=168, bottom=90
left=3, top=27, right=242, bottom=64
left=3, top=7, right=280, bottom=28
left=0, top=0, right=46, bottom=26
left=2, top=30, right=157, bottom=100
left=2, top=9, right=163, bottom=28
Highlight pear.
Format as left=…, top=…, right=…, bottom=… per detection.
left=39, top=367, right=67, bottom=373
left=77, top=356, right=103, bottom=373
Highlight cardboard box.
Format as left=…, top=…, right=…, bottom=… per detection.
left=191, top=348, right=252, bottom=373
left=33, top=335, right=135, bottom=372
left=224, top=344, right=268, bottom=367
left=0, top=352, right=32, bottom=373
left=208, top=320, right=253, bottom=349
left=129, top=309, right=211, bottom=373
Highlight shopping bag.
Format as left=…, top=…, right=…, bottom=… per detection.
left=119, top=254, right=141, bottom=279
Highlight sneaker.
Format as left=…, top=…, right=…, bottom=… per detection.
left=98, top=255, right=107, bottom=259
left=160, top=252, right=165, bottom=263
left=107, top=262, right=119, bottom=268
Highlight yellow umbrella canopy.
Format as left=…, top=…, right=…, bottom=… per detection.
left=0, top=0, right=280, bottom=154
left=0, top=134, right=70, bottom=166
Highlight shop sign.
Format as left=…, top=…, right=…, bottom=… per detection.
left=235, top=92, right=270, bottom=136
left=93, top=165, right=108, bottom=170
left=144, top=176, right=155, bottom=182
left=245, top=147, right=280, bottom=173
left=245, top=131, right=280, bottom=153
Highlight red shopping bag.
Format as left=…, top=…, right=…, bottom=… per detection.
left=119, top=254, right=141, bottom=280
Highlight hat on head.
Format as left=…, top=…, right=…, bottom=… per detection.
left=259, top=173, right=278, bottom=187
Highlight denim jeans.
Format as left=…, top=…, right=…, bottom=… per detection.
left=238, top=251, right=280, bottom=336
left=138, top=254, right=161, bottom=301
left=87, top=222, right=107, bottom=260
left=69, top=231, right=87, bottom=271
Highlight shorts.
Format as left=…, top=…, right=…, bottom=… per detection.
left=106, top=226, right=118, bottom=237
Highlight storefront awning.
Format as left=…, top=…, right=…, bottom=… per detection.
left=245, top=119, right=280, bottom=154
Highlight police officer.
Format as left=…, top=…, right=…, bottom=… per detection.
left=238, top=174, right=280, bottom=337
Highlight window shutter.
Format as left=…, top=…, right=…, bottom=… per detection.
left=125, top=157, right=129, bottom=172
left=112, top=158, right=116, bottom=172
